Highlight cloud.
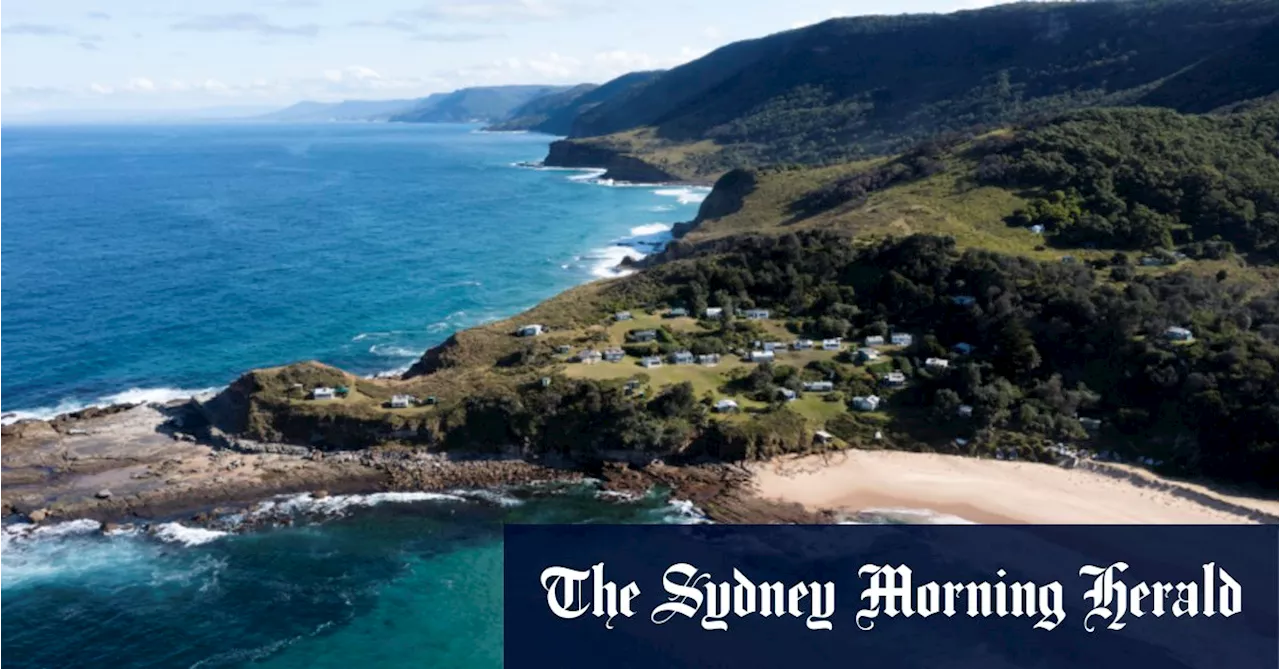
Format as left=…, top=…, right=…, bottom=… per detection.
left=171, top=13, right=319, bottom=37
left=3, top=23, right=74, bottom=36
left=348, top=19, right=419, bottom=33
left=89, top=83, right=115, bottom=95
left=410, top=31, right=500, bottom=42
left=3, top=85, right=69, bottom=99
left=405, top=0, right=593, bottom=22
left=87, top=11, right=112, bottom=20
left=260, top=0, right=322, bottom=7
left=127, top=78, right=157, bottom=92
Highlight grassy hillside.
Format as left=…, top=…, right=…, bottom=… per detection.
left=551, top=0, right=1277, bottom=179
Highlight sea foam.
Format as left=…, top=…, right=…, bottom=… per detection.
left=2, top=386, right=221, bottom=425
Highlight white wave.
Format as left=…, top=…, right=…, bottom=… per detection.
left=647, top=204, right=676, bottom=212
left=451, top=488, right=524, bottom=507
left=629, top=222, right=673, bottom=236
left=662, top=499, right=712, bottom=525
left=251, top=490, right=469, bottom=519
left=151, top=522, right=230, bottom=546
left=582, top=245, right=643, bottom=278
left=852, top=507, right=976, bottom=525
left=653, top=186, right=711, bottom=206
left=2, top=386, right=221, bottom=426
left=1, top=521, right=162, bottom=590
left=367, top=344, right=421, bottom=358
left=367, top=365, right=412, bottom=379
left=595, top=489, right=640, bottom=502
left=566, top=168, right=607, bottom=182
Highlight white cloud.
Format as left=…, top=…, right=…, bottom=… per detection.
left=89, top=83, right=115, bottom=95
left=171, top=13, right=318, bottom=37
left=407, top=0, right=570, bottom=22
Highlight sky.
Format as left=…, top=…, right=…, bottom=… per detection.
left=1, top=0, right=1004, bottom=116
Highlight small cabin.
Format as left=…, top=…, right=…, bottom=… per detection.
left=949, top=296, right=977, bottom=307
left=704, top=307, right=724, bottom=319
left=517, top=324, right=544, bottom=337
left=851, top=395, right=881, bottom=412
left=814, top=430, right=835, bottom=445
left=881, top=371, right=907, bottom=387
left=666, top=307, right=689, bottom=318
left=311, top=387, right=336, bottom=400
left=749, top=350, right=775, bottom=363
left=1029, top=224, right=1044, bottom=234
left=629, top=329, right=658, bottom=342
left=670, top=350, right=695, bottom=365
left=614, top=311, right=633, bottom=321
left=803, top=381, right=834, bottom=392
left=821, top=338, right=843, bottom=351
left=389, top=394, right=414, bottom=409
left=856, top=348, right=880, bottom=363
left=743, top=308, right=770, bottom=320
left=540, top=377, right=552, bottom=388
left=578, top=349, right=603, bottom=364
left=603, top=348, right=626, bottom=363
left=793, top=339, right=814, bottom=350
left=864, top=335, right=886, bottom=347
left=890, top=333, right=913, bottom=347
left=777, top=388, right=797, bottom=401
left=640, top=356, right=664, bottom=369
left=555, top=344, right=573, bottom=354
left=925, top=357, right=950, bottom=370
left=958, top=404, right=974, bottom=418
left=762, top=341, right=787, bottom=352
left=1163, top=326, right=1194, bottom=342
left=697, top=353, right=721, bottom=366
left=714, top=399, right=739, bottom=413
left=1079, top=417, right=1102, bottom=431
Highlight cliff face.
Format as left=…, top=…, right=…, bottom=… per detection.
left=543, top=139, right=680, bottom=183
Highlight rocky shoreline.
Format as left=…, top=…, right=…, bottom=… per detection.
left=1, top=399, right=819, bottom=530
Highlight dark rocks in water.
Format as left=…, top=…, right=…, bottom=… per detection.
left=96, top=489, right=113, bottom=499
left=543, top=139, right=680, bottom=183
left=312, top=490, right=330, bottom=499
left=28, top=508, right=49, bottom=523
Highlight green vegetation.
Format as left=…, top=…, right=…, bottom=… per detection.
left=389, top=85, right=576, bottom=124
left=550, top=0, right=1276, bottom=179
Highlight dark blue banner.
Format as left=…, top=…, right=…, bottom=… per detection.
left=504, top=525, right=1277, bottom=668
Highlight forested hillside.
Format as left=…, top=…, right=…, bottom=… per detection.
left=389, top=85, right=573, bottom=123
left=548, top=0, right=1277, bottom=179
left=487, top=72, right=663, bottom=134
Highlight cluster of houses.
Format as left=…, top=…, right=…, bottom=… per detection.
left=576, top=348, right=627, bottom=364
left=862, top=332, right=914, bottom=347
left=634, top=351, right=721, bottom=369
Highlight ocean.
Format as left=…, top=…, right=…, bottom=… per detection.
left=1, top=123, right=707, bottom=419
left=0, top=123, right=709, bottom=667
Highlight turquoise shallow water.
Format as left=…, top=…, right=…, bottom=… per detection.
left=1, top=486, right=701, bottom=668
left=1, top=123, right=706, bottom=418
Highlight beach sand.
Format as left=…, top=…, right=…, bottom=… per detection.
left=750, top=449, right=1278, bottom=524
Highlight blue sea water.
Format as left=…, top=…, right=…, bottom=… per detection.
left=0, top=123, right=710, bottom=667
left=1, top=123, right=707, bottom=418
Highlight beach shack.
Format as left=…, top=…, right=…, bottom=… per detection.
left=777, top=388, right=797, bottom=402
left=856, top=347, right=880, bottom=363
left=814, top=430, right=835, bottom=445
left=803, top=381, right=834, bottom=392
left=670, top=350, right=695, bottom=365
left=603, top=348, right=625, bottom=363
left=577, top=349, right=603, bottom=364
left=311, top=387, right=336, bottom=400
left=666, top=307, right=689, bottom=318
left=389, top=394, right=414, bottom=409
left=555, top=344, right=573, bottom=354
left=629, top=329, right=658, bottom=342
left=821, top=338, right=843, bottom=351
left=714, top=399, right=739, bottom=413
left=881, top=371, right=906, bottom=387
left=704, top=307, right=724, bottom=319
left=890, top=333, right=913, bottom=347
left=864, top=335, right=886, bottom=347
left=925, top=357, right=950, bottom=370
left=743, top=308, right=770, bottom=320
left=640, top=356, right=664, bottom=369
left=614, top=311, right=633, bottom=321
left=793, top=339, right=814, bottom=350
left=749, top=350, right=775, bottom=363
left=958, top=404, right=974, bottom=418
left=697, top=353, right=721, bottom=366
left=1163, top=326, right=1194, bottom=342
left=851, top=395, right=881, bottom=412
left=517, top=324, right=544, bottom=337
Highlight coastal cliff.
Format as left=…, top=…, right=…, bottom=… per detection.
left=543, top=139, right=682, bottom=183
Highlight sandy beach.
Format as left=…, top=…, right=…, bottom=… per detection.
left=751, top=449, right=1278, bottom=524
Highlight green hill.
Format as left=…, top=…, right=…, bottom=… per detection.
left=548, top=0, right=1277, bottom=180
left=486, top=72, right=663, bottom=135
